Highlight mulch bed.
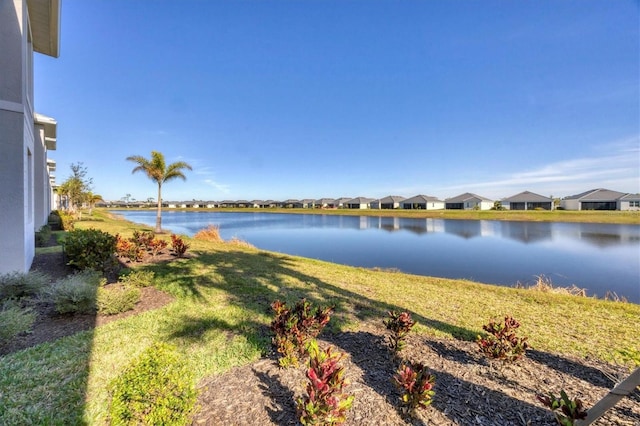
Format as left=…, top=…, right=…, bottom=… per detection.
left=4, top=237, right=639, bottom=425
left=193, top=322, right=640, bottom=425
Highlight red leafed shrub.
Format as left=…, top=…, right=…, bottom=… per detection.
left=393, top=362, right=436, bottom=413
left=297, top=340, right=354, bottom=426
left=148, top=238, right=168, bottom=257
left=131, top=230, right=156, bottom=249
left=270, top=299, right=333, bottom=368
left=537, top=390, right=588, bottom=426
left=477, top=315, right=529, bottom=362
left=170, top=234, right=189, bottom=257
left=115, top=234, right=145, bottom=262
left=383, top=311, right=416, bottom=353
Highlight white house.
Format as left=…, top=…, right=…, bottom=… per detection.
left=445, top=192, right=493, bottom=210
left=401, top=195, right=445, bottom=210
left=620, top=193, right=640, bottom=211
left=1, top=0, right=61, bottom=274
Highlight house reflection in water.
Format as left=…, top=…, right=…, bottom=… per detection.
left=501, top=221, right=553, bottom=244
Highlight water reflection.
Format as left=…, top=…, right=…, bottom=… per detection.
left=111, top=211, right=640, bottom=303
left=501, top=221, right=553, bottom=244
left=443, top=220, right=484, bottom=240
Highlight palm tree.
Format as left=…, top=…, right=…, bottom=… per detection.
left=126, top=151, right=192, bottom=233
left=86, top=192, right=104, bottom=216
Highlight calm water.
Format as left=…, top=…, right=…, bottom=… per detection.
left=112, top=210, right=640, bottom=303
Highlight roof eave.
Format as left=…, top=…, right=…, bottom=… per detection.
left=27, top=0, right=61, bottom=58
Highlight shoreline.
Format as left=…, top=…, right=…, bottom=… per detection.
left=103, top=207, right=640, bottom=225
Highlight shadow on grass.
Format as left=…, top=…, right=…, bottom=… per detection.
left=129, top=244, right=638, bottom=424
left=2, top=255, right=98, bottom=421
left=138, top=250, right=484, bottom=418
left=146, top=249, right=478, bottom=342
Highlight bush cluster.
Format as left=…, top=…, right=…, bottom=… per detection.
left=97, top=285, right=141, bottom=315
left=118, top=269, right=155, bottom=288
left=64, top=228, right=117, bottom=274
left=45, top=271, right=104, bottom=314
left=0, top=271, right=50, bottom=301
left=0, top=301, right=36, bottom=345
left=270, top=299, right=351, bottom=425
left=58, top=211, right=76, bottom=230
left=116, top=231, right=176, bottom=262
left=48, top=210, right=62, bottom=230
left=45, top=270, right=146, bottom=316
left=108, top=343, right=197, bottom=425
left=35, top=224, right=52, bottom=247
left=382, top=311, right=437, bottom=414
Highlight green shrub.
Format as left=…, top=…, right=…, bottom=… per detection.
left=118, top=270, right=155, bottom=288
left=59, top=211, right=75, bottom=230
left=0, top=271, right=50, bottom=302
left=64, top=228, right=117, bottom=273
left=0, top=301, right=36, bottom=344
left=46, top=271, right=104, bottom=314
left=48, top=210, right=62, bottom=230
left=35, top=224, right=52, bottom=247
left=108, top=343, right=197, bottom=425
left=97, top=285, right=141, bottom=315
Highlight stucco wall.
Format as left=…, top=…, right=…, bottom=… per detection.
left=0, top=0, right=36, bottom=274
left=561, top=199, right=581, bottom=211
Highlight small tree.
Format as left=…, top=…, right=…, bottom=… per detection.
left=57, top=163, right=93, bottom=212
left=86, top=192, right=104, bottom=215
left=491, top=200, right=505, bottom=211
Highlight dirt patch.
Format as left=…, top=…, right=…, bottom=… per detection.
left=193, top=323, right=640, bottom=426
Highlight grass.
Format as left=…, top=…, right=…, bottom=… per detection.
left=0, top=209, right=638, bottom=424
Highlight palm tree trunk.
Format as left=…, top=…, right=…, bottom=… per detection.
left=156, top=183, right=162, bottom=233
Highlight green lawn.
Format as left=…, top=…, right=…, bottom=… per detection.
left=0, top=210, right=638, bottom=424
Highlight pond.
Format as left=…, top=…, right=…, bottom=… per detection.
left=111, top=210, right=640, bottom=303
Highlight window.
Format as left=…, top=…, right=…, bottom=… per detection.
left=630, top=201, right=640, bottom=208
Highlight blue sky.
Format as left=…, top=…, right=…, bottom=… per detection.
left=35, top=0, right=639, bottom=202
